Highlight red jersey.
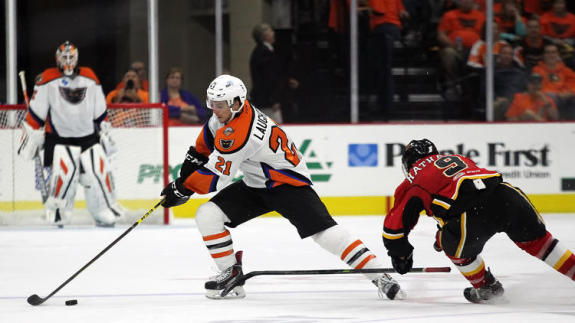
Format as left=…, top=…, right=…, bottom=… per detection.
left=383, top=154, right=501, bottom=250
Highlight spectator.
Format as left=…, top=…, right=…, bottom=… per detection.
left=495, top=0, right=526, bottom=40
left=524, top=0, right=555, bottom=16
left=467, top=21, right=509, bottom=69
left=115, top=61, right=149, bottom=92
left=437, top=0, right=486, bottom=98
left=540, top=0, right=575, bottom=45
left=249, top=23, right=299, bottom=123
left=160, top=67, right=207, bottom=126
left=106, top=69, right=149, bottom=104
left=367, top=0, right=408, bottom=118
left=532, top=43, right=575, bottom=119
left=514, top=16, right=554, bottom=70
left=493, top=44, right=528, bottom=120
left=505, top=73, right=559, bottom=121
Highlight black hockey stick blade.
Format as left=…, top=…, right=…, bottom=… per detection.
left=242, top=266, right=451, bottom=282
left=27, top=294, right=44, bottom=306
left=26, top=199, right=164, bottom=306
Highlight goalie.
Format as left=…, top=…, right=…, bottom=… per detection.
left=18, top=41, right=123, bottom=227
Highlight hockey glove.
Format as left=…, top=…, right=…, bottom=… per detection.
left=391, top=252, right=413, bottom=275
left=161, top=177, right=194, bottom=208
left=180, top=146, right=209, bottom=179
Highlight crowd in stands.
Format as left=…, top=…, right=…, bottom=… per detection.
left=325, top=0, right=575, bottom=121
left=435, top=0, right=575, bottom=121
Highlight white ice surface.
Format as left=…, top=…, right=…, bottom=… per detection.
left=1, top=214, right=574, bottom=323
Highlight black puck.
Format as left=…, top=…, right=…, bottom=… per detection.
left=65, top=299, right=78, bottom=306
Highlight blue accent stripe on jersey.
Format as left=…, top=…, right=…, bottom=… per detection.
left=94, top=111, right=108, bottom=123
left=197, top=167, right=219, bottom=193
left=28, top=108, right=45, bottom=126
left=203, top=123, right=215, bottom=153
left=48, top=110, right=59, bottom=136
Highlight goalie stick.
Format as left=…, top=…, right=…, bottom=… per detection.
left=27, top=198, right=164, bottom=306
left=221, top=266, right=451, bottom=296
left=18, top=70, right=48, bottom=203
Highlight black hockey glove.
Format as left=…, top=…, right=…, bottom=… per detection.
left=160, top=177, right=194, bottom=208
left=180, top=146, right=209, bottom=179
left=391, top=252, right=413, bottom=275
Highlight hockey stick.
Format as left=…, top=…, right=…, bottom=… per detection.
left=27, top=198, right=165, bottom=306
left=18, top=70, right=49, bottom=203
left=222, top=266, right=451, bottom=296
left=242, top=266, right=451, bottom=281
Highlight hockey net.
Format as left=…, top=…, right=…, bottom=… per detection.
left=0, top=103, right=170, bottom=226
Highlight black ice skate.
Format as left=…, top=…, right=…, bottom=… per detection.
left=463, top=269, right=504, bottom=304
left=205, top=251, right=246, bottom=299
left=373, top=273, right=405, bottom=300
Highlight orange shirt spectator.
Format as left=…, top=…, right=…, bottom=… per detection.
left=505, top=92, right=559, bottom=121
left=540, top=2, right=575, bottom=40
left=532, top=62, right=575, bottom=95
left=438, top=6, right=486, bottom=48
left=368, top=0, right=406, bottom=29
left=468, top=40, right=509, bottom=68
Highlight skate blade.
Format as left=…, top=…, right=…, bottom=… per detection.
left=205, top=286, right=246, bottom=300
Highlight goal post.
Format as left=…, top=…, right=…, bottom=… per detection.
left=0, top=103, right=170, bottom=225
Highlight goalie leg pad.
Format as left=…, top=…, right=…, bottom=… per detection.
left=80, top=143, right=124, bottom=226
left=45, top=145, right=81, bottom=225
left=196, top=202, right=235, bottom=270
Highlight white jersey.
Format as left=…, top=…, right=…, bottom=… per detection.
left=183, top=101, right=311, bottom=194
left=27, top=67, right=107, bottom=138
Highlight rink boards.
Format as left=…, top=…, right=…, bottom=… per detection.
left=2, top=122, right=575, bottom=218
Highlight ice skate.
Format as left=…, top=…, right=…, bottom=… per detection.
left=205, top=251, right=246, bottom=299
left=373, top=273, right=405, bottom=300
left=463, top=270, right=504, bottom=304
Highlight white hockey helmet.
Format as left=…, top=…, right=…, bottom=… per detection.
left=206, top=74, right=247, bottom=111
left=56, top=41, right=78, bottom=76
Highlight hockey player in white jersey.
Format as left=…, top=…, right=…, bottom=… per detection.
left=18, top=41, right=123, bottom=227
left=161, top=74, right=404, bottom=300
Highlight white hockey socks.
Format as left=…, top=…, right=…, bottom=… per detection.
left=195, top=202, right=236, bottom=270
left=312, top=224, right=384, bottom=281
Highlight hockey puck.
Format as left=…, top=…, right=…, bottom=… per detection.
left=65, top=299, right=78, bottom=306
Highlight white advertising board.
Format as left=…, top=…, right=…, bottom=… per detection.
left=2, top=122, right=575, bottom=207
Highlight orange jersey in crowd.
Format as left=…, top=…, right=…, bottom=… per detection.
left=467, top=40, right=508, bottom=68
left=532, top=61, right=575, bottom=94
left=540, top=12, right=575, bottom=39
left=505, top=92, right=558, bottom=121
left=368, top=0, right=405, bottom=29
left=438, top=9, right=486, bottom=49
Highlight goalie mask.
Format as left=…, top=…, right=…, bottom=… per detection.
left=206, top=74, right=247, bottom=119
left=56, top=41, right=78, bottom=76
left=401, top=139, right=438, bottom=176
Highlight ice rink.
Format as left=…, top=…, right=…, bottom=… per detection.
left=1, top=213, right=574, bottom=323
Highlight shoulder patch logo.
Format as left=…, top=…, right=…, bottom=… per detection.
left=219, top=139, right=234, bottom=150
left=223, top=127, right=234, bottom=136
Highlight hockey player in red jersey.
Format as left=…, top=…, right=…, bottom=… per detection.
left=161, top=74, right=404, bottom=300
left=17, top=41, right=123, bottom=227
left=383, top=139, right=575, bottom=303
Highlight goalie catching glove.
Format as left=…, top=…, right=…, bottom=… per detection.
left=180, top=146, right=209, bottom=179
left=161, top=177, right=194, bottom=208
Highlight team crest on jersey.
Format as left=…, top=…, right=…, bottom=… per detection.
left=223, top=127, right=234, bottom=136
left=219, top=139, right=234, bottom=150
left=59, top=87, right=87, bottom=104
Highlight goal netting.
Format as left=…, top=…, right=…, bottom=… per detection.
left=0, top=103, right=170, bottom=226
